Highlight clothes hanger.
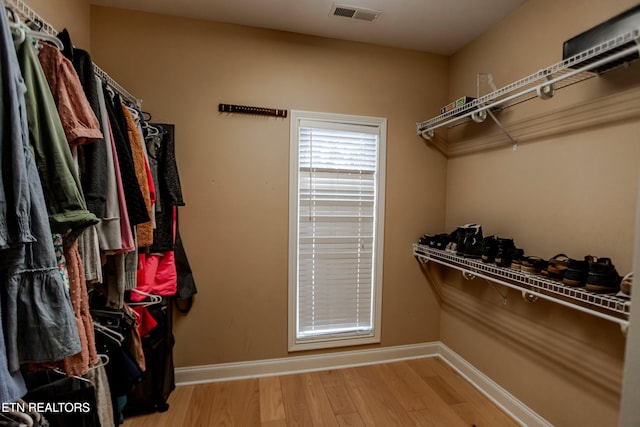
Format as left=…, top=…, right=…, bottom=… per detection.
left=127, top=288, right=163, bottom=307
left=143, top=121, right=160, bottom=137
left=0, top=412, right=28, bottom=427
left=17, top=401, right=41, bottom=425
left=7, top=12, right=64, bottom=51
left=90, top=308, right=124, bottom=319
left=27, top=28, right=63, bottom=50
left=94, top=322, right=125, bottom=345
left=6, top=412, right=31, bottom=427
left=89, top=353, right=110, bottom=370
left=126, top=105, right=140, bottom=121
left=7, top=9, right=26, bottom=44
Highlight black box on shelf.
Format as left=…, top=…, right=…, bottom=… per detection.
left=562, top=4, right=640, bottom=73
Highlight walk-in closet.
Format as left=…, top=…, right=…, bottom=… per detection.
left=1, top=0, right=639, bottom=426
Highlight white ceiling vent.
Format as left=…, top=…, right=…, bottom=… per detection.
left=330, top=4, right=382, bottom=22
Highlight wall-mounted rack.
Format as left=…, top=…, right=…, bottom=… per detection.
left=413, top=244, right=631, bottom=329
left=218, top=103, right=288, bottom=118
left=417, top=28, right=640, bottom=141
left=3, top=0, right=142, bottom=108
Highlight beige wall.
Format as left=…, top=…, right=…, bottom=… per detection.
left=26, top=0, right=90, bottom=49
left=89, top=7, right=449, bottom=367
left=442, top=0, right=640, bottom=426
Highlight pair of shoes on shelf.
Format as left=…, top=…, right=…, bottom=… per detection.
left=563, top=255, right=621, bottom=293
left=585, top=257, right=621, bottom=293
left=419, top=233, right=450, bottom=250
left=454, top=224, right=484, bottom=258
left=481, top=236, right=497, bottom=263
left=563, top=256, right=595, bottom=287
left=493, top=238, right=523, bottom=268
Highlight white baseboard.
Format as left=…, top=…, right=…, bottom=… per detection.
left=438, top=342, right=553, bottom=427
left=175, top=342, right=440, bottom=385
left=174, top=341, right=551, bottom=427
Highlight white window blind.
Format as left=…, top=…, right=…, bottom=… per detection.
left=289, top=111, right=386, bottom=351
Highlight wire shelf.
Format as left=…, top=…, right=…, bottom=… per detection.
left=4, top=0, right=142, bottom=108
left=417, top=28, right=640, bottom=138
left=413, top=244, right=631, bottom=326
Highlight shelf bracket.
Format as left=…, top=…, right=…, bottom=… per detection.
left=522, top=290, right=539, bottom=303
left=420, top=129, right=434, bottom=140
left=462, top=271, right=476, bottom=281
left=462, top=270, right=509, bottom=305
left=536, top=75, right=555, bottom=100
left=621, top=322, right=629, bottom=337
left=486, top=279, right=509, bottom=305
left=486, top=108, right=518, bottom=151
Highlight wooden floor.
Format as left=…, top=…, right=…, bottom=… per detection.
left=123, top=357, right=519, bottom=427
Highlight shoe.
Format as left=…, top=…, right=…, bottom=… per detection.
left=585, top=257, right=621, bottom=293
left=545, top=254, right=570, bottom=279
left=462, top=226, right=484, bottom=258
left=619, top=272, right=632, bottom=298
left=420, top=233, right=451, bottom=250
left=521, top=256, right=548, bottom=274
left=507, top=248, right=524, bottom=269
left=481, top=236, right=498, bottom=263
left=455, top=224, right=481, bottom=256
left=494, top=238, right=515, bottom=267
left=563, top=256, right=594, bottom=287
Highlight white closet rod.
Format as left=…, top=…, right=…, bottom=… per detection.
left=3, top=0, right=142, bottom=108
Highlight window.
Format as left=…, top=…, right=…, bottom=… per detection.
left=288, top=110, right=386, bottom=351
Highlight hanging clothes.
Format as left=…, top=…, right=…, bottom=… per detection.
left=102, top=89, right=149, bottom=228
left=1, top=7, right=81, bottom=387
left=15, top=35, right=97, bottom=235
left=56, top=28, right=109, bottom=218
left=95, top=83, right=125, bottom=252
left=121, top=105, right=153, bottom=248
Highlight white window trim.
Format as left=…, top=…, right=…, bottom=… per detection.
left=288, top=110, right=386, bottom=352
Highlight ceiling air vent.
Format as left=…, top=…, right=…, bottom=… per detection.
left=331, top=4, right=382, bottom=22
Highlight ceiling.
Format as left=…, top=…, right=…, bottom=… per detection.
left=89, top=0, right=526, bottom=55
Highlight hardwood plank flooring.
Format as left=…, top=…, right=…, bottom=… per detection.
left=123, top=357, right=519, bottom=427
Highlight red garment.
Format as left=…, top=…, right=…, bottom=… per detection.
left=130, top=305, right=159, bottom=338
left=143, top=152, right=156, bottom=206
left=133, top=252, right=177, bottom=300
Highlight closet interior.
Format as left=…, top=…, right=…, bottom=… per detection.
left=1, top=0, right=639, bottom=426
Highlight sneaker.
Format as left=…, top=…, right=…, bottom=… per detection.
left=585, top=257, right=621, bottom=293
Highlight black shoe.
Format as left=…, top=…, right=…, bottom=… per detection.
left=462, top=225, right=483, bottom=258
left=585, top=257, right=620, bottom=293
left=455, top=225, right=474, bottom=256
left=494, top=238, right=515, bottom=267
left=563, top=256, right=594, bottom=287
left=481, top=236, right=497, bottom=263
